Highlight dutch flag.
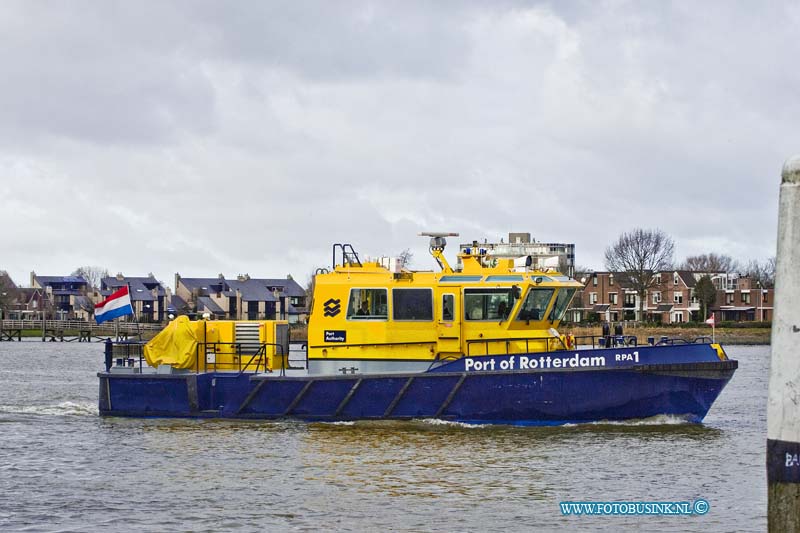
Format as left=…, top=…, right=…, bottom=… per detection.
left=95, top=285, right=134, bottom=324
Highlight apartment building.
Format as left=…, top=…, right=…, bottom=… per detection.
left=174, top=274, right=307, bottom=324
left=458, top=232, right=575, bottom=277
left=30, top=272, right=91, bottom=320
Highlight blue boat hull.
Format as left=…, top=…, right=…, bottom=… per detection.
left=98, top=345, right=737, bottom=425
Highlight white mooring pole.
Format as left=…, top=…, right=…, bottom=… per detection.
left=768, top=155, right=800, bottom=531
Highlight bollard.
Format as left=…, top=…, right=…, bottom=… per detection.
left=767, top=155, right=800, bottom=531
left=104, top=338, right=113, bottom=372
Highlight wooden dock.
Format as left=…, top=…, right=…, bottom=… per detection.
left=0, top=319, right=163, bottom=342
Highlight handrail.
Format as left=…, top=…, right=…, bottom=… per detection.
left=332, top=243, right=362, bottom=269
left=308, top=340, right=436, bottom=349
left=193, top=341, right=287, bottom=375
left=466, top=336, right=554, bottom=357
left=655, top=336, right=713, bottom=346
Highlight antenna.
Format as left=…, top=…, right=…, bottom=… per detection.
left=419, top=232, right=459, bottom=272
left=419, top=232, right=459, bottom=251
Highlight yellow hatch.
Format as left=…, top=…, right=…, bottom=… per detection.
left=144, top=316, right=289, bottom=372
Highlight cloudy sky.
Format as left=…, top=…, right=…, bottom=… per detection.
left=1, top=1, right=797, bottom=290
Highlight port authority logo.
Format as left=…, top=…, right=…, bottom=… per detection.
left=323, top=298, right=341, bottom=317
left=325, top=330, right=346, bottom=343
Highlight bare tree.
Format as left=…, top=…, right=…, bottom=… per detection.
left=745, top=257, right=776, bottom=288
left=398, top=248, right=413, bottom=269
left=680, top=253, right=738, bottom=273
left=604, top=228, right=675, bottom=321
left=0, top=272, right=17, bottom=317
left=71, top=266, right=109, bottom=290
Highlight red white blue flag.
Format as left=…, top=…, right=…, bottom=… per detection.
left=95, top=286, right=134, bottom=324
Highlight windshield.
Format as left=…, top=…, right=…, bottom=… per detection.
left=464, top=288, right=514, bottom=321
left=548, top=288, right=576, bottom=322
left=515, top=288, right=554, bottom=322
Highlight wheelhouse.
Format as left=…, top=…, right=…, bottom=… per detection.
left=307, top=236, right=582, bottom=373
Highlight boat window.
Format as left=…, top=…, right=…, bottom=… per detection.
left=548, top=288, right=577, bottom=322
left=464, top=288, right=513, bottom=321
left=442, top=294, right=454, bottom=321
left=347, top=288, right=388, bottom=320
left=485, top=275, right=524, bottom=282
left=515, top=288, right=555, bottom=322
left=393, top=288, right=433, bottom=321
left=440, top=275, right=482, bottom=282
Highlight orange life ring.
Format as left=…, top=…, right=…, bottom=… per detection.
left=565, top=334, right=575, bottom=350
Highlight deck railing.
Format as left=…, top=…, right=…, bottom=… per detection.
left=1, top=319, right=162, bottom=333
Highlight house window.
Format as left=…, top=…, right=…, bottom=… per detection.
left=609, top=293, right=618, bottom=305
left=590, top=292, right=598, bottom=304
left=609, top=275, right=614, bottom=286
left=763, top=291, right=769, bottom=304
left=652, top=292, right=661, bottom=304
left=673, top=312, right=684, bottom=323
left=625, top=293, right=636, bottom=305
left=347, top=288, right=388, bottom=319
left=673, top=273, right=679, bottom=285
left=726, top=293, right=734, bottom=305
left=393, top=288, right=433, bottom=321
left=742, top=292, right=751, bottom=304
left=592, top=275, right=597, bottom=286
left=673, top=292, right=683, bottom=304
left=655, top=273, right=662, bottom=284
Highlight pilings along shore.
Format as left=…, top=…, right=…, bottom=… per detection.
left=768, top=155, right=800, bottom=531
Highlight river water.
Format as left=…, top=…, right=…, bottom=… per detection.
left=0, top=343, right=766, bottom=532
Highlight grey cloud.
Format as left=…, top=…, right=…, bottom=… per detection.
left=0, top=1, right=797, bottom=288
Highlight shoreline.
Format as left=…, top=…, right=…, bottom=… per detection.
left=564, top=325, right=771, bottom=346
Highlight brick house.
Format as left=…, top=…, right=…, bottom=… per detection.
left=710, top=273, right=773, bottom=322
left=569, top=270, right=773, bottom=324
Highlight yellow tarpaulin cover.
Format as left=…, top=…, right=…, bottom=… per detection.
left=144, top=315, right=203, bottom=369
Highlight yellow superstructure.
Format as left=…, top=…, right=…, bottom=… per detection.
left=307, top=238, right=582, bottom=370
